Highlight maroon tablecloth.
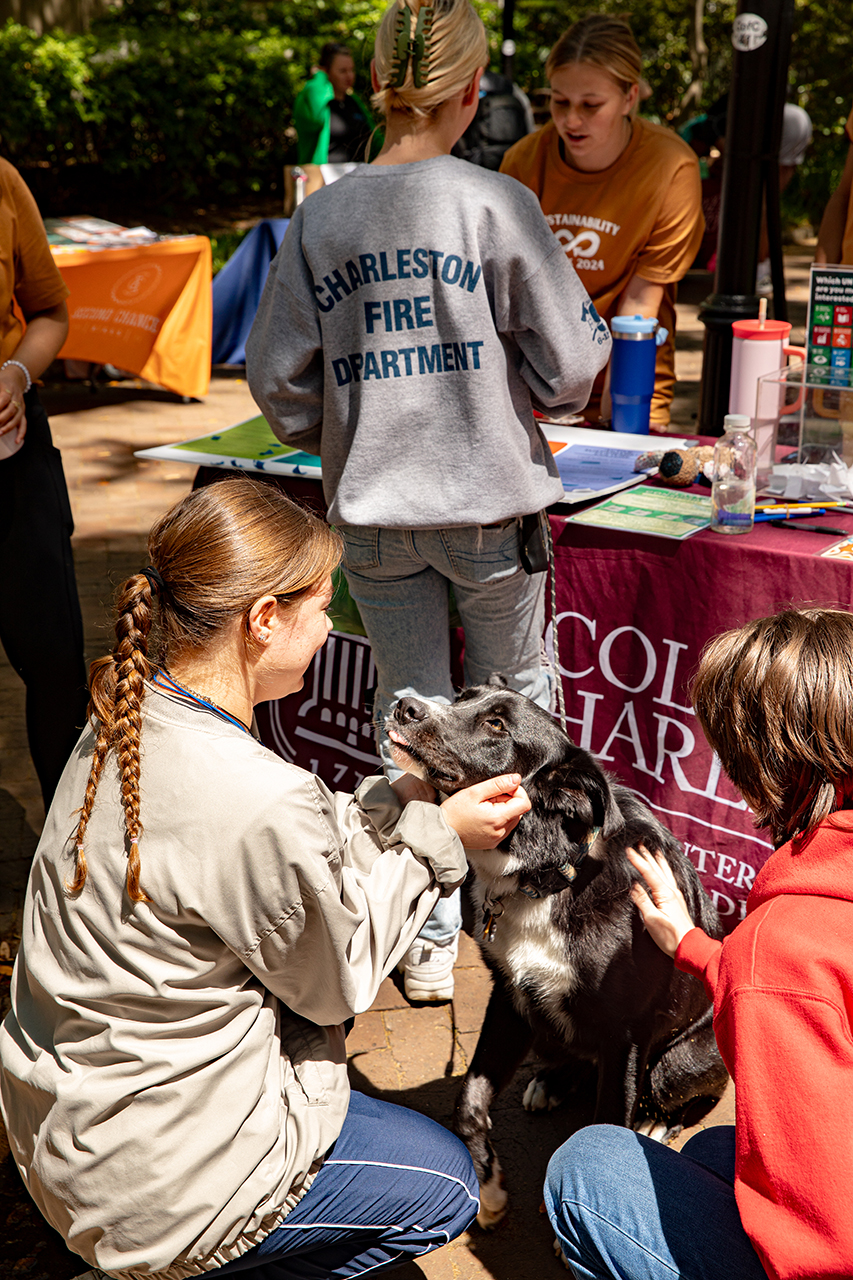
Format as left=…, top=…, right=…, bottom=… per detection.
left=547, top=491, right=853, bottom=927
left=237, top=467, right=853, bottom=933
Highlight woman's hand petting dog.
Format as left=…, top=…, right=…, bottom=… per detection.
left=628, top=844, right=698, bottom=958
left=441, top=774, right=531, bottom=849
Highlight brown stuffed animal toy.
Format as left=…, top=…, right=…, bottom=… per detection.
left=656, top=446, right=714, bottom=488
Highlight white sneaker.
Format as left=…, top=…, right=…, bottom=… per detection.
left=400, top=933, right=458, bottom=1002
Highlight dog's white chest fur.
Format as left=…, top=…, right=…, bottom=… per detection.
left=471, top=877, right=578, bottom=1040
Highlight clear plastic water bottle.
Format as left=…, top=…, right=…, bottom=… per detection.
left=710, top=414, right=757, bottom=535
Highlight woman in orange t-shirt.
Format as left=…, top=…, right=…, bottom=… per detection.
left=501, top=15, right=703, bottom=426
left=0, top=158, right=88, bottom=807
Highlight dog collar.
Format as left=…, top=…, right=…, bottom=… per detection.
left=516, top=824, right=602, bottom=901
left=480, top=826, right=603, bottom=938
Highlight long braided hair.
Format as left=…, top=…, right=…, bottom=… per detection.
left=71, top=477, right=341, bottom=902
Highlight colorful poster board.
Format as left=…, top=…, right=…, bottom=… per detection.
left=137, top=417, right=688, bottom=499
left=806, top=263, right=853, bottom=384
left=134, top=415, right=321, bottom=476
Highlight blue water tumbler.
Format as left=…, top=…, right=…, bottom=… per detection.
left=609, top=314, right=668, bottom=434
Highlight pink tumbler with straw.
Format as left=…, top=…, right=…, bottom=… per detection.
left=728, top=319, right=806, bottom=419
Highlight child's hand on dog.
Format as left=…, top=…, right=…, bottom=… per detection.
left=441, top=774, right=531, bottom=849
left=627, top=844, right=697, bottom=958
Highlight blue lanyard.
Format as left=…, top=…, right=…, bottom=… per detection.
left=151, top=669, right=253, bottom=736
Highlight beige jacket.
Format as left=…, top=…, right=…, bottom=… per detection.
left=0, top=684, right=466, bottom=1278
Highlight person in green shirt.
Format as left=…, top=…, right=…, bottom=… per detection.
left=294, top=42, right=375, bottom=164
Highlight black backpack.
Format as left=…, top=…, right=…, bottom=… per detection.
left=456, top=71, right=533, bottom=170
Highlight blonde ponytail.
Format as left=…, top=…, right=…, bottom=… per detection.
left=371, top=0, right=487, bottom=121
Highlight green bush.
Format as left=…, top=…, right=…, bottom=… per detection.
left=0, top=0, right=387, bottom=205
left=2, top=0, right=851, bottom=228
left=0, top=24, right=102, bottom=165
left=210, top=228, right=250, bottom=276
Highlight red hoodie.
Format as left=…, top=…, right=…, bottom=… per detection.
left=676, top=815, right=853, bottom=1280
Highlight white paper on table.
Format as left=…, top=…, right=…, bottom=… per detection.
left=543, top=425, right=691, bottom=504
left=765, top=458, right=853, bottom=502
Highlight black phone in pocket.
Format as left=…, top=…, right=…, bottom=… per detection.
left=519, top=510, right=549, bottom=575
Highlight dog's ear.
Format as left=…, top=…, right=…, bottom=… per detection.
left=534, top=752, right=624, bottom=841
left=485, top=672, right=509, bottom=689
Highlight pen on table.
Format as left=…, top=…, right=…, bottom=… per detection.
left=768, top=521, right=850, bottom=536
left=753, top=509, right=827, bottom=522
left=755, top=502, right=852, bottom=512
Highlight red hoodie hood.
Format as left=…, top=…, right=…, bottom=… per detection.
left=748, top=812, right=853, bottom=912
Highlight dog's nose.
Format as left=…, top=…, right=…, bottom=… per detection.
left=395, top=697, right=429, bottom=723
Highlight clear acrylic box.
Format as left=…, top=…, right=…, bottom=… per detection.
left=755, top=363, right=853, bottom=483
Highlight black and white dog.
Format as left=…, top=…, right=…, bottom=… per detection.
left=388, top=678, right=728, bottom=1228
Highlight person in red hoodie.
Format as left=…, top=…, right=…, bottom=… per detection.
left=544, top=605, right=853, bottom=1280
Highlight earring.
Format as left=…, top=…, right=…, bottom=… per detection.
left=259, top=629, right=270, bottom=642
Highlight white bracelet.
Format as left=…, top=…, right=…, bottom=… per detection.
left=1, top=359, right=32, bottom=394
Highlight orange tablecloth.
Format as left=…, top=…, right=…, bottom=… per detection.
left=51, top=235, right=212, bottom=399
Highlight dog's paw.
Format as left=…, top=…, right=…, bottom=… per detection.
left=553, top=1235, right=571, bottom=1269
left=523, top=1074, right=563, bottom=1112
left=633, top=1116, right=670, bottom=1142
left=476, top=1162, right=508, bottom=1229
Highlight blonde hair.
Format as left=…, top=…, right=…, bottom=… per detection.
left=691, top=608, right=853, bottom=848
left=372, top=0, right=488, bottom=120
left=546, top=13, right=642, bottom=95
left=72, top=477, right=341, bottom=902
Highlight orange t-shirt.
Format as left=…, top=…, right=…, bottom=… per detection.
left=842, top=106, right=853, bottom=266
left=0, top=159, right=70, bottom=367
left=501, top=117, right=704, bottom=424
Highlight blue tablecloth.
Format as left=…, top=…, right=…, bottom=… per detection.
left=211, top=217, right=289, bottom=365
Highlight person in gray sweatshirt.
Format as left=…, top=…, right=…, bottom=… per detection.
left=247, top=0, right=610, bottom=1003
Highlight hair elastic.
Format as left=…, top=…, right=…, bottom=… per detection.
left=390, top=2, right=433, bottom=89
left=142, top=565, right=167, bottom=594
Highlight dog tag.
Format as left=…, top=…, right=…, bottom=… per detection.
left=482, top=899, right=503, bottom=942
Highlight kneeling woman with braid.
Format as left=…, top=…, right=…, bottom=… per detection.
left=0, top=476, right=530, bottom=1280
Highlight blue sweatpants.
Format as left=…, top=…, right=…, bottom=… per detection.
left=213, top=1091, right=479, bottom=1278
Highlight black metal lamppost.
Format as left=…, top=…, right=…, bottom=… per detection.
left=697, top=0, right=796, bottom=434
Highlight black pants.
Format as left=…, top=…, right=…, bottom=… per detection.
left=0, top=388, right=88, bottom=808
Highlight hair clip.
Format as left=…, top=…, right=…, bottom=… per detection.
left=389, top=2, right=433, bottom=90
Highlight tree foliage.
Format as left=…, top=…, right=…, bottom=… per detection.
left=1, top=0, right=850, bottom=223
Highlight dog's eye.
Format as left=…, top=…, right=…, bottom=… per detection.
left=485, top=717, right=505, bottom=731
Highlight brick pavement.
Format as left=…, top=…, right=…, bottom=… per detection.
left=0, top=252, right=814, bottom=1277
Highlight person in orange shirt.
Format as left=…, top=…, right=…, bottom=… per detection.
left=500, top=14, right=704, bottom=427
left=0, top=158, right=88, bottom=807
left=815, top=104, right=853, bottom=266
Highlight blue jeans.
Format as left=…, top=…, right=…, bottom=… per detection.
left=545, top=1125, right=767, bottom=1280
left=339, top=522, right=551, bottom=778
left=340, top=522, right=551, bottom=950
left=213, top=1091, right=479, bottom=1278
left=416, top=891, right=462, bottom=944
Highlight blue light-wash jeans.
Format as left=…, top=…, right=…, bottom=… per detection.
left=340, top=521, right=552, bottom=947
left=213, top=1091, right=479, bottom=1278
left=545, top=1125, right=767, bottom=1280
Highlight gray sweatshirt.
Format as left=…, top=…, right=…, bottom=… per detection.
left=0, top=685, right=466, bottom=1278
left=247, top=155, right=611, bottom=528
